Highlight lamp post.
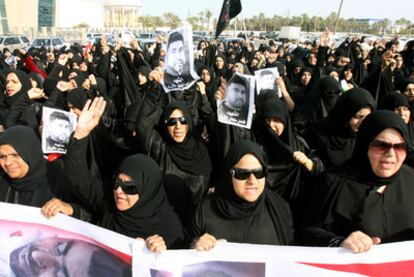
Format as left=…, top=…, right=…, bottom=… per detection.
left=333, top=0, right=344, bottom=34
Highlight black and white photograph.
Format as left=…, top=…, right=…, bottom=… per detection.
left=255, top=67, right=281, bottom=97
left=41, top=107, right=77, bottom=154
left=217, top=72, right=255, bottom=129
left=161, top=26, right=199, bottom=92
left=182, top=261, right=265, bottom=277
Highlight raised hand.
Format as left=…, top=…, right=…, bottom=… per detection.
left=74, top=97, right=107, bottom=139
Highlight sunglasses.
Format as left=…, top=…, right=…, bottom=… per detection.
left=113, top=178, right=139, bottom=195
left=230, top=167, right=266, bottom=180
left=165, top=117, right=188, bottom=127
left=369, top=140, right=407, bottom=154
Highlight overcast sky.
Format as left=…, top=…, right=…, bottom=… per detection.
left=140, top=0, right=414, bottom=22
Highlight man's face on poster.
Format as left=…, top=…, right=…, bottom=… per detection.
left=167, top=39, right=186, bottom=75
left=49, top=118, right=71, bottom=144
left=10, top=237, right=99, bottom=277
left=261, top=72, right=275, bottom=90
left=227, top=82, right=247, bottom=111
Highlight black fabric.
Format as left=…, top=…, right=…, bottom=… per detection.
left=112, top=154, right=185, bottom=246
left=65, top=137, right=185, bottom=248
left=163, top=102, right=212, bottom=176
left=3, top=70, right=32, bottom=108
left=301, top=111, right=414, bottom=246
left=0, top=126, right=52, bottom=207
left=293, top=76, right=341, bottom=134
left=215, top=0, right=242, bottom=39
left=379, top=92, right=414, bottom=146
left=306, top=88, right=376, bottom=168
left=335, top=110, right=412, bottom=187
left=66, top=88, right=88, bottom=110
left=192, top=140, right=294, bottom=245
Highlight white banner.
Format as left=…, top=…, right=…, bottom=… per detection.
left=1, top=202, right=414, bottom=276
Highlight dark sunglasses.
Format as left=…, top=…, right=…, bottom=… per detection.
left=369, top=140, right=407, bottom=154
left=113, top=178, right=139, bottom=195
left=165, top=116, right=188, bottom=127
left=230, top=167, right=266, bottom=180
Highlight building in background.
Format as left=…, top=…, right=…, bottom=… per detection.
left=0, top=0, right=142, bottom=34
left=104, top=0, right=142, bottom=28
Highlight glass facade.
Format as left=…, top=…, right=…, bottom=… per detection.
left=38, top=0, right=55, bottom=27
left=0, top=0, right=8, bottom=33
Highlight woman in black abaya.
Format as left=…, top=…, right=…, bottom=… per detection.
left=64, top=97, right=185, bottom=252
left=256, top=97, right=324, bottom=217
left=306, top=88, right=376, bottom=168
left=293, top=76, right=341, bottom=135
left=189, top=140, right=294, bottom=251
left=300, top=110, right=414, bottom=253
left=135, top=99, right=212, bottom=228
left=0, top=126, right=87, bottom=220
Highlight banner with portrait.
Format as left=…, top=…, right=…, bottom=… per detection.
left=254, top=67, right=281, bottom=97
left=161, top=26, right=200, bottom=93
left=0, top=202, right=136, bottom=277
left=217, top=72, right=255, bottom=129
left=41, top=107, right=77, bottom=154
left=2, top=203, right=414, bottom=276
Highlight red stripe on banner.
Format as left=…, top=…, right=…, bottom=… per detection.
left=298, top=260, right=414, bottom=277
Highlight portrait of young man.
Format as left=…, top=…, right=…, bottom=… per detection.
left=162, top=27, right=199, bottom=92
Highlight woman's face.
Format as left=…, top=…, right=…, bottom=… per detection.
left=404, top=83, right=414, bottom=102
left=348, top=107, right=372, bottom=133
left=6, top=73, right=22, bottom=97
left=166, top=109, right=189, bottom=143
left=231, top=154, right=265, bottom=203
left=344, top=69, right=353, bottom=81
left=67, top=102, right=82, bottom=118
left=201, top=69, right=211, bottom=83
left=138, top=72, right=147, bottom=85
left=266, top=117, right=285, bottom=136
left=113, top=173, right=139, bottom=211
left=215, top=57, right=224, bottom=69
left=300, top=72, right=312, bottom=86
left=0, top=144, right=29, bottom=179
left=394, top=106, right=411, bottom=124
left=368, top=128, right=407, bottom=178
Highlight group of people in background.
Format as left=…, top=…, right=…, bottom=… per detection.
left=0, top=27, right=414, bottom=256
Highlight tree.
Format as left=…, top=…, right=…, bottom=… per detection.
left=163, top=13, right=182, bottom=29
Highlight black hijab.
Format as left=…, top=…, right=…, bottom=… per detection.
left=163, top=101, right=212, bottom=176
left=307, top=88, right=376, bottom=167
left=334, top=110, right=412, bottom=186
left=113, top=154, right=184, bottom=247
left=214, top=140, right=294, bottom=244
left=66, top=88, right=88, bottom=110
left=3, top=70, right=32, bottom=108
left=0, top=126, right=52, bottom=207
left=294, top=76, right=341, bottom=134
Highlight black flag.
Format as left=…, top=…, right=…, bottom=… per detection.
left=215, top=0, right=242, bottom=39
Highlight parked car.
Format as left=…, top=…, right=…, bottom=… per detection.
left=31, top=37, right=66, bottom=50
left=0, top=35, right=30, bottom=51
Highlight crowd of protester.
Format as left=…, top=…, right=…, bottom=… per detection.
left=0, top=28, right=414, bottom=254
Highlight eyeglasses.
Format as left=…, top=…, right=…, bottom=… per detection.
left=230, top=167, right=266, bottom=180
left=369, top=140, right=407, bottom=155
left=113, top=178, right=139, bottom=195
left=0, top=153, right=20, bottom=160
left=165, top=117, right=188, bottom=127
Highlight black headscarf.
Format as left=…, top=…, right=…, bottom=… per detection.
left=379, top=91, right=414, bottom=156
left=163, top=101, right=212, bottom=176
left=66, top=88, right=88, bottom=110
left=0, top=126, right=52, bottom=207
left=214, top=140, right=294, bottom=244
left=334, top=110, right=412, bottom=186
left=113, top=154, right=184, bottom=247
left=293, top=76, right=341, bottom=134
left=3, top=70, right=32, bottom=108
left=307, top=88, right=376, bottom=168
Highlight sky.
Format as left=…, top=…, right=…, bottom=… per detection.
left=140, top=0, right=414, bottom=23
